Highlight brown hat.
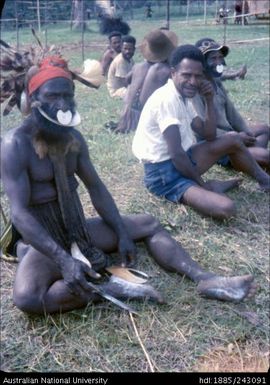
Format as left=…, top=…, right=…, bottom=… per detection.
left=140, top=29, right=176, bottom=63
left=195, top=38, right=229, bottom=57
left=160, top=29, right=178, bottom=48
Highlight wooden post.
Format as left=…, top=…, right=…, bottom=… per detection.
left=81, top=0, right=85, bottom=62
left=37, top=0, right=41, bottom=33
left=166, top=0, right=170, bottom=29
left=44, top=0, right=48, bottom=48
left=186, top=0, right=190, bottom=24
left=130, top=0, right=133, bottom=20
left=204, top=0, right=207, bottom=24
left=223, top=0, right=228, bottom=44
left=15, top=0, right=19, bottom=50
left=215, top=0, right=218, bottom=21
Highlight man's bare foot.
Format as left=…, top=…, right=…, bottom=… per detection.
left=197, top=274, right=256, bottom=302
left=207, top=178, right=242, bottom=193
left=100, top=275, right=165, bottom=304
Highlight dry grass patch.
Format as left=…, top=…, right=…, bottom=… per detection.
left=194, top=340, right=269, bottom=372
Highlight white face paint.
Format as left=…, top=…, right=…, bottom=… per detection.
left=37, top=107, right=81, bottom=126
left=216, top=64, right=224, bottom=74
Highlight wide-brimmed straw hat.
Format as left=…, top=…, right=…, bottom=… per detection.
left=195, top=38, right=229, bottom=57
left=140, top=29, right=177, bottom=63
left=72, top=59, right=105, bottom=89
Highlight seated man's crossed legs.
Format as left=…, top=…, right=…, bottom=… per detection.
left=182, top=132, right=270, bottom=219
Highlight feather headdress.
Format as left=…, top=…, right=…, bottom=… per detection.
left=0, top=29, right=99, bottom=116
left=95, top=0, right=131, bottom=35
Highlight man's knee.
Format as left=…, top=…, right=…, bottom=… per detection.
left=13, top=286, right=44, bottom=314
left=224, top=131, right=243, bottom=144
left=213, top=199, right=236, bottom=219
left=251, top=123, right=270, bottom=138
left=139, top=213, right=163, bottom=234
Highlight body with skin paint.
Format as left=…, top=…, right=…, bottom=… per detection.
left=195, top=38, right=270, bottom=170
left=1, top=72, right=258, bottom=315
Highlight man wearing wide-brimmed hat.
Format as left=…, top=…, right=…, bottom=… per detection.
left=194, top=38, right=269, bottom=170
left=116, top=29, right=177, bottom=133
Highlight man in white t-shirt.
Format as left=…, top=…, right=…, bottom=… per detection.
left=132, top=45, right=270, bottom=219
left=107, top=35, right=136, bottom=98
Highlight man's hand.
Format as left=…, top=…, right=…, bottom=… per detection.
left=239, top=131, right=256, bottom=146
left=118, top=235, right=137, bottom=268
left=61, top=255, right=101, bottom=297
left=198, top=78, right=215, bottom=102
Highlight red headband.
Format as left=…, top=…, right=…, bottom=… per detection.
left=28, top=56, right=73, bottom=95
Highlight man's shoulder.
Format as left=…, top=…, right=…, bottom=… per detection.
left=1, top=125, right=31, bottom=166
left=112, top=53, right=123, bottom=65
left=108, top=53, right=121, bottom=73
left=151, top=80, right=176, bottom=101
left=101, top=47, right=113, bottom=58
left=2, top=125, right=28, bottom=145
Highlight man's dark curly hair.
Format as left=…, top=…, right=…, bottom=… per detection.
left=122, top=35, right=136, bottom=46
left=108, top=31, right=122, bottom=41
left=170, top=44, right=205, bottom=68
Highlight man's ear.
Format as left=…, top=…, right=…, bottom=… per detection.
left=171, top=66, right=176, bottom=76
left=20, top=90, right=31, bottom=116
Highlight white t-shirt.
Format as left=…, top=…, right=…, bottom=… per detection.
left=132, top=79, right=197, bottom=163
left=107, top=53, right=134, bottom=96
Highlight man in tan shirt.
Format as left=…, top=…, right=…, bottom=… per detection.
left=107, top=35, right=136, bottom=99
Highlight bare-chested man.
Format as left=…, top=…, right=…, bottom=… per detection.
left=194, top=38, right=269, bottom=170
left=100, top=31, right=122, bottom=76
left=116, top=29, right=176, bottom=133
left=1, top=55, right=256, bottom=315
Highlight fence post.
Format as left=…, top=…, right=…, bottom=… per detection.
left=166, top=0, right=170, bottom=29
left=186, top=0, right=190, bottom=24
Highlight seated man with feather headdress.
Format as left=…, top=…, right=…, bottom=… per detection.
left=0, top=51, right=257, bottom=315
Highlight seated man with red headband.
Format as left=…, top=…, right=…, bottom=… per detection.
left=1, top=55, right=256, bottom=315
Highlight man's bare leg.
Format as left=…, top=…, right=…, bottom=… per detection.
left=14, top=214, right=256, bottom=314
left=88, top=215, right=256, bottom=302
left=247, top=123, right=270, bottom=170
left=191, top=132, right=270, bottom=190
left=14, top=245, right=99, bottom=314
left=249, top=123, right=269, bottom=148
left=182, top=185, right=236, bottom=219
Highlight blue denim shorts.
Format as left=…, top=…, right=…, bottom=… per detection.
left=217, top=155, right=231, bottom=167
left=143, top=149, right=197, bottom=203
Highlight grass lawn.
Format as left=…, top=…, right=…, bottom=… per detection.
left=0, top=15, right=269, bottom=373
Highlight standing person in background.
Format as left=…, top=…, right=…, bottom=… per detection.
left=100, top=31, right=122, bottom=76
left=107, top=35, right=136, bottom=99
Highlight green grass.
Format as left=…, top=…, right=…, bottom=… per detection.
left=0, top=18, right=269, bottom=373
